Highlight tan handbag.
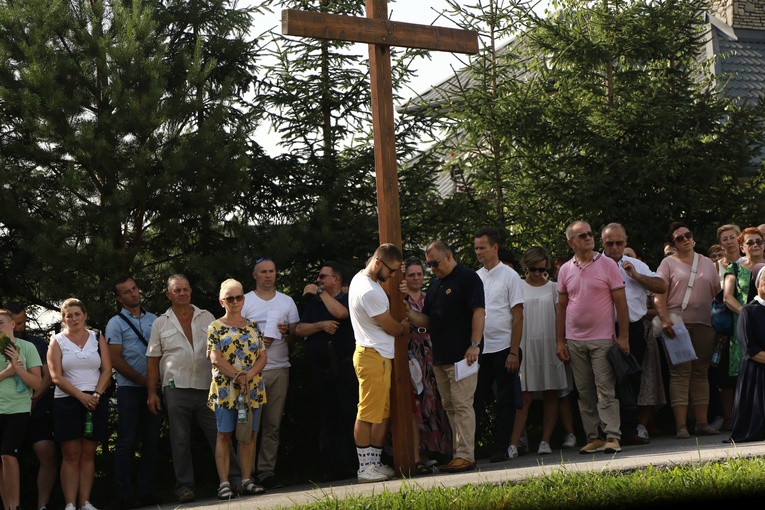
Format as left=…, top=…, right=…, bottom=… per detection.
left=234, top=373, right=253, bottom=444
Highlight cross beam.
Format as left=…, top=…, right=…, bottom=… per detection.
left=282, top=1, right=478, bottom=477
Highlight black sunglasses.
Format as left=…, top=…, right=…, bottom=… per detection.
left=673, top=232, right=693, bottom=243
left=573, top=231, right=594, bottom=240
left=527, top=267, right=547, bottom=273
left=426, top=254, right=446, bottom=269
left=604, top=241, right=625, bottom=247
left=223, top=295, right=244, bottom=304
left=745, top=239, right=764, bottom=247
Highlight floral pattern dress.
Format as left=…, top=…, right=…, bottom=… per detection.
left=206, top=319, right=267, bottom=411
left=407, top=293, right=453, bottom=457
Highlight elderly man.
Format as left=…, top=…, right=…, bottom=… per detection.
left=556, top=221, right=629, bottom=455
left=295, top=261, right=358, bottom=482
left=105, top=276, right=160, bottom=508
left=601, top=223, right=667, bottom=445
left=406, top=240, right=485, bottom=473
left=241, top=257, right=299, bottom=489
left=146, top=274, right=240, bottom=503
left=473, top=227, right=524, bottom=461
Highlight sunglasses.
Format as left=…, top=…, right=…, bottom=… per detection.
left=573, top=231, right=594, bottom=240
left=527, top=267, right=547, bottom=273
left=673, top=232, right=693, bottom=243
left=223, top=295, right=244, bottom=304
left=425, top=254, right=446, bottom=269
left=745, top=239, right=765, bottom=247
left=255, top=256, right=272, bottom=264
left=317, top=273, right=335, bottom=280
left=604, top=240, right=625, bottom=247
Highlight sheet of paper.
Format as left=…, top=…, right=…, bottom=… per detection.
left=661, top=322, right=697, bottom=365
left=454, top=358, right=479, bottom=382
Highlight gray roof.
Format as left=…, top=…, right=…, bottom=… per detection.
left=706, top=13, right=765, bottom=104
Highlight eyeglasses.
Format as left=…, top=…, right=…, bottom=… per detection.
left=223, top=295, right=244, bottom=304
left=425, top=254, right=446, bottom=269
left=572, top=231, right=594, bottom=240
left=377, top=258, right=396, bottom=274
left=255, top=257, right=272, bottom=264
left=673, top=232, right=693, bottom=243
left=527, top=267, right=547, bottom=273
left=745, top=239, right=765, bottom=247
left=317, top=273, right=335, bottom=280
left=604, top=240, right=625, bottom=247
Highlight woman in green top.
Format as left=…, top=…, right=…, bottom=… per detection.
left=723, top=227, right=765, bottom=398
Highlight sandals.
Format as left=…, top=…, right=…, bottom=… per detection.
left=416, top=461, right=435, bottom=475
left=239, top=479, right=265, bottom=496
left=217, top=482, right=234, bottom=500
left=676, top=425, right=690, bottom=439
left=695, top=423, right=720, bottom=436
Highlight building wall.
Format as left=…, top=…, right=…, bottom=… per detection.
left=710, top=0, right=765, bottom=30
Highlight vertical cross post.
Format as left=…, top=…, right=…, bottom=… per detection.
left=283, top=0, right=478, bottom=475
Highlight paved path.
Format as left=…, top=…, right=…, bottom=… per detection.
left=148, top=434, right=764, bottom=509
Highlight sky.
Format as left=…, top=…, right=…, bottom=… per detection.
left=252, top=1, right=514, bottom=155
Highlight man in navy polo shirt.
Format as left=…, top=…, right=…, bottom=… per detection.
left=406, top=240, right=485, bottom=473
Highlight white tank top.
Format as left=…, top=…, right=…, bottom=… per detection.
left=53, top=330, right=102, bottom=398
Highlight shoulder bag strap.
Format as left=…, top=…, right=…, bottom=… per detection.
left=115, top=312, right=149, bottom=346
left=680, top=253, right=699, bottom=312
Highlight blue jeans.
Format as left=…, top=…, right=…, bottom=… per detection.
left=114, top=386, right=160, bottom=499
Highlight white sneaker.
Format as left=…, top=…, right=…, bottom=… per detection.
left=65, top=504, right=76, bottom=510
left=376, top=463, right=395, bottom=478
left=507, top=444, right=519, bottom=459
left=80, top=502, right=99, bottom=510
left=710, top=416, right=724, bottom=431
left=636, top=424, right=650, bottom=441
left=357, top=464, right=391, bottom=483
left=537, top=441, right=552, bottom=455
left=562, top=433, right=577, bottom=449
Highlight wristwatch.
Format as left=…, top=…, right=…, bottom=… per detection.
left=470, top=341, right=480, bottom=348
left=316, top=287, right=324, bottom=295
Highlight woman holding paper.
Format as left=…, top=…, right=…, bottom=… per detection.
left=654, top=221, right=720, bottom=439
left=207, top=279, right=267, bottom=498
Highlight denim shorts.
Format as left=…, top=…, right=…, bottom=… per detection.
left=215, top=406, right=262, bottom=434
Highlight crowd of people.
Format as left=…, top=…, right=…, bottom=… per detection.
left=3, top=219, right=765, bottom=507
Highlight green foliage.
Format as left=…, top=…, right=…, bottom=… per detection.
left=410, top=0, right=765, bottom=268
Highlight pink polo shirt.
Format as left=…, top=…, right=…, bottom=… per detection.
left=557, top=253, right=625, bottom=341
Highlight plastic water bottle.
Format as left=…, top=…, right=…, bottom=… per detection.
left=14, top=374, right=27, bottom=393
left=237, top=394, right=247, bottom=424
left=83, top=410, right=94, bottom=438
left=711, top=340, right=723, bottom=367
left=167, top=379, right=175, bottom=389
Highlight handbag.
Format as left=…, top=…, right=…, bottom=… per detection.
left=651, top=253, right=698, bottom=338
left=234, top=373, right=253, bottom=444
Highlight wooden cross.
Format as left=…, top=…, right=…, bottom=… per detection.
left=283, top=1, right=478, bottom=475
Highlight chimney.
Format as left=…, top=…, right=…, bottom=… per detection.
left=710, top=0, right=765, bottom=30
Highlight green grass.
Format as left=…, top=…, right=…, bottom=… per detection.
left=286, top=456, right=765, bottom=509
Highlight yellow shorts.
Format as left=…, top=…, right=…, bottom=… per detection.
left=353, top=345, right=391, bottom=424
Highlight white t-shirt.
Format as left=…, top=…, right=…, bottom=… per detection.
left=477, top=263, right=525, bottom=354
left=241, top=290, right=300, bottom=371
left=616, top=255, right=658, bottom=322
left=349, top=271, right=395, bottom=359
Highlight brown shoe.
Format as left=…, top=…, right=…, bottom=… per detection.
left=439, top=457, right=476, bottom=473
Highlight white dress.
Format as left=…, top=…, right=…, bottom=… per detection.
left=519, top=280, right=571, bottom=392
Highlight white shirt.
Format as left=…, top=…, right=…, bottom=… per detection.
left=616, top=255, right=658, bottom=322
left=146, top=305, right=215, bottom=390
left=349, top=271, right=395, bottom=359
left=241, top=290, right=300, bottom=370
left=477, top=263, right=525, bottom=354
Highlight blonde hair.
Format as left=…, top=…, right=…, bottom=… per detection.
left=219, top=279, right=243, bottom=299
left=60, top=298, right=87, bottom=318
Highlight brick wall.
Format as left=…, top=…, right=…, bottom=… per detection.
left=710, top=0, right=765, bottom=30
